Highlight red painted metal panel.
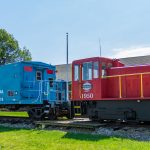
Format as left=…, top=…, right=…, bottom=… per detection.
left=125, top=75, right=140, bottom=98
left=143, top=74, right=150, bottom=97
left=72, top=57, right=101, bottom=101
left=101, top=79, right=107, bottom=98
left=121, top=76, right=127, bottom=98
left=104, top=77, right=119, bottom=98
left=72, top=56, right=150, bottom=102
left=80, top=80, right=101, bottom=100
left=24, top=66, right=32, bottom=72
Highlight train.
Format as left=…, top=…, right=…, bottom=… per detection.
left=1, top=56, right=150, bottom=122
left=71, top=57, right=150, bottom=122
left=0, top=61, right=70, bottom=120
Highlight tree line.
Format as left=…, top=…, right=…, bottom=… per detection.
left=0, top=29, right=32, bottom=65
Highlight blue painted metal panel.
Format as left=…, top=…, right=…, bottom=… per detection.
left=55, top=80, right=67, bottom=103
left=0, top=61, right=67, bottom=106
left=0, top=63, right=21, bottom=104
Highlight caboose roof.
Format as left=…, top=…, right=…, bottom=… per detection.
left=22, top=61, right=52, bottom=67
left=0, top=61, right=53, bottom=68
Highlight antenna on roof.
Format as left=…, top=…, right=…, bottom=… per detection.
left=99, top=38, right=102, bottom=57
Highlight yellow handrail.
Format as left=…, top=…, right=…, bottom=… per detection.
left=101, top=72, right=150, bottom=98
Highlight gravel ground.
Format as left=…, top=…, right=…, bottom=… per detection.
left=0, top=122, right=150, bottom=141
left=0, top=123, right=34, bottom=129
left=94, top=126, right=150, bottom=141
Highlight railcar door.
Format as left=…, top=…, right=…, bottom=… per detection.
left=22, top=66, right=44, bottom=102
left=35, top=69, right=45, bottom=101
left=72, top=64, right=81, bottom=100
left=72, top=60, right=100, bottom=100
left=81, top=61, right=100, bottom=100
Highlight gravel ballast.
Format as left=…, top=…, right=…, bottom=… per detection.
left=0, top=122, right=150, bottom=141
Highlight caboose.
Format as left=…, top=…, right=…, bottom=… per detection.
left=72, top=57, right=150, bottom=122
left=0, top=61, right=70, bottom=120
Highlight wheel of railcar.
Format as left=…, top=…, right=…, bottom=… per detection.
left=28, top=107, right=45, bottom=120
left=66, top=110, right=74, bottom=119
left=98, top=119, right=104, bottom=123
left=124, top=110, right=136, bottom=121
left=46, top=108, right=57, bottom=120
left=89, top=115, right=99, bottom=122
left=47, top=114, right=57, bottom=120
left=27, top=109, right=34, bottom=119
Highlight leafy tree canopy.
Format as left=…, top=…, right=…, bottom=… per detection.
left=0, top=29, right=32, bottom=65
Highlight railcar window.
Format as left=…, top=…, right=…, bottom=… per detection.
left=94, top=62, right=99, bottom=78
left=74, top=65, right=79, bottom=81
left=102, top=63, right=107, bottom=77
left=36, top=71, right=42, bottom=80
left=82, top=62, right=92, bottom=80
left=49, top=78, right=53, bottom=87
left=108, top=63, right=112, bottom=68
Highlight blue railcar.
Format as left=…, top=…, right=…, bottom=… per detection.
left=0, top=61, right=70, bottom=119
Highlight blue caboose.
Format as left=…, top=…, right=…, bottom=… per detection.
left=0, top=61, right=70, bottom=119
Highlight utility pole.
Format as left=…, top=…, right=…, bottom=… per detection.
left=66, top=33, right=69, bottom=101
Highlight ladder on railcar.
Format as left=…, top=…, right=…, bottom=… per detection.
left=73, top=101, right=82, bottom=117
left=72, top=101, right=88, bottom=117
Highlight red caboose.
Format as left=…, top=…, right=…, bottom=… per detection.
left=71, top=57, right=150, bottom=121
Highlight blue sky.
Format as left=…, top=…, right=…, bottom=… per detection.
left=0, top=0, right=150, bottom=64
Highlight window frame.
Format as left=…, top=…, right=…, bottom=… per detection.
left=74, top=65, right=79, bottom=81
left=102, top=62, right=107, bottom=77
left=93, top=61, right=99, bottom=79
left=36, top=71, right=42, bottom=81
left=82, top=62, right=93, bottom=81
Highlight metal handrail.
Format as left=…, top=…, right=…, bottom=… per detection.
left=21, top=80, right=67, bottom=102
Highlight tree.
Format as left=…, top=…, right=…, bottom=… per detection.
left=0, top=29, right=32, bottom=65
left=18, top=47, right=32, bottom=61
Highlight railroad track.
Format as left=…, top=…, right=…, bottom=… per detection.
left=0, top=117, right=106, bottom=130
left=34, top=118, right=150, bottom=131
left=35, top=119, right=104, bottom=130
left=0, top=116, right=150, bottom=132
left=0, top=116, right=150, bottom=141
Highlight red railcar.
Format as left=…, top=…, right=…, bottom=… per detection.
left=71, top=57, right=150, bottom=121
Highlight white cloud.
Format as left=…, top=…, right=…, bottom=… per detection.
left=110, top=46, right=150, bottom=58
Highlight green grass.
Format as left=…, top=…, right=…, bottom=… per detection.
left=0, top=126, right=149, bottom=150
left=0, top=111, right=28, bottom=117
